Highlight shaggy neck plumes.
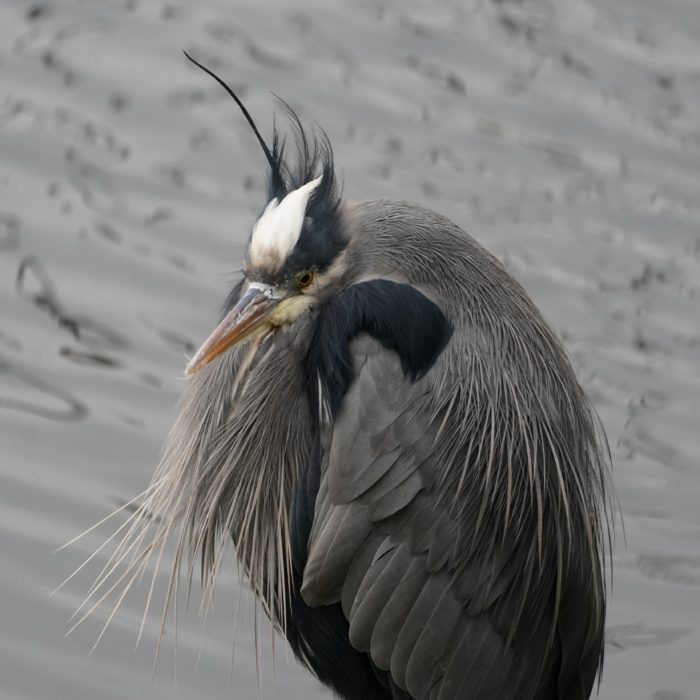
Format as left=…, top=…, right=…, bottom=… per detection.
left=97, top=323, right=316, bottom=635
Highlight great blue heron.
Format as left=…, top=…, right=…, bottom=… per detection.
left=79, top=53, right=612, bottom=700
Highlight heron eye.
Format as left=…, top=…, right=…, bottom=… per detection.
left=296, top=270, right=315, bottom=289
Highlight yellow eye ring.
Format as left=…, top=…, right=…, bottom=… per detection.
left=296, top=270, right=315, bottom=289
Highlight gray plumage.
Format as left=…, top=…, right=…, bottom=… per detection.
left=73, top=59, right=612, bottom=699
left=77, top=196, right=611, bottom=699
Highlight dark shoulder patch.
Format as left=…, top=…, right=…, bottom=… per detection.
left=305, top=280, right=452, bottom=418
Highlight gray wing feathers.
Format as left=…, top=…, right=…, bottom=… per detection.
left=395, top=576, right=460, bottom=694
left=370, top=556, right=428, bottom=668
left=301, top=500, right=371, bottom=604
left=404, top=583, right=462, bottom=694
left=349, top=542, right=411, bottom=650
left=303, top=338, right=525, bottom=699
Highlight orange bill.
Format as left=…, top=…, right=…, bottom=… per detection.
left=185, top=286, right=279, bottom=375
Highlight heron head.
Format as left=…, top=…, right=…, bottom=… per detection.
left=181, top=53, right=348, bottom=376
left=186, top=169, right=347, bottom=375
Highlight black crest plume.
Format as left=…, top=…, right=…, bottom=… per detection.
left=183, top=50, right=286, bottom=197
left=182, top=51, right=343, bottom=272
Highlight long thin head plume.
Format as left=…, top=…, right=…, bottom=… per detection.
left=183, top=50, right=286, bottom=197
left=271, top=94, right=340, bottom=206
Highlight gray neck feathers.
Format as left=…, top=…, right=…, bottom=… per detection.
left=116, top=320, right=314, bottom=630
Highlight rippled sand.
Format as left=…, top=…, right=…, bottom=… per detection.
left=1, top=0, right=699, bottom=698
